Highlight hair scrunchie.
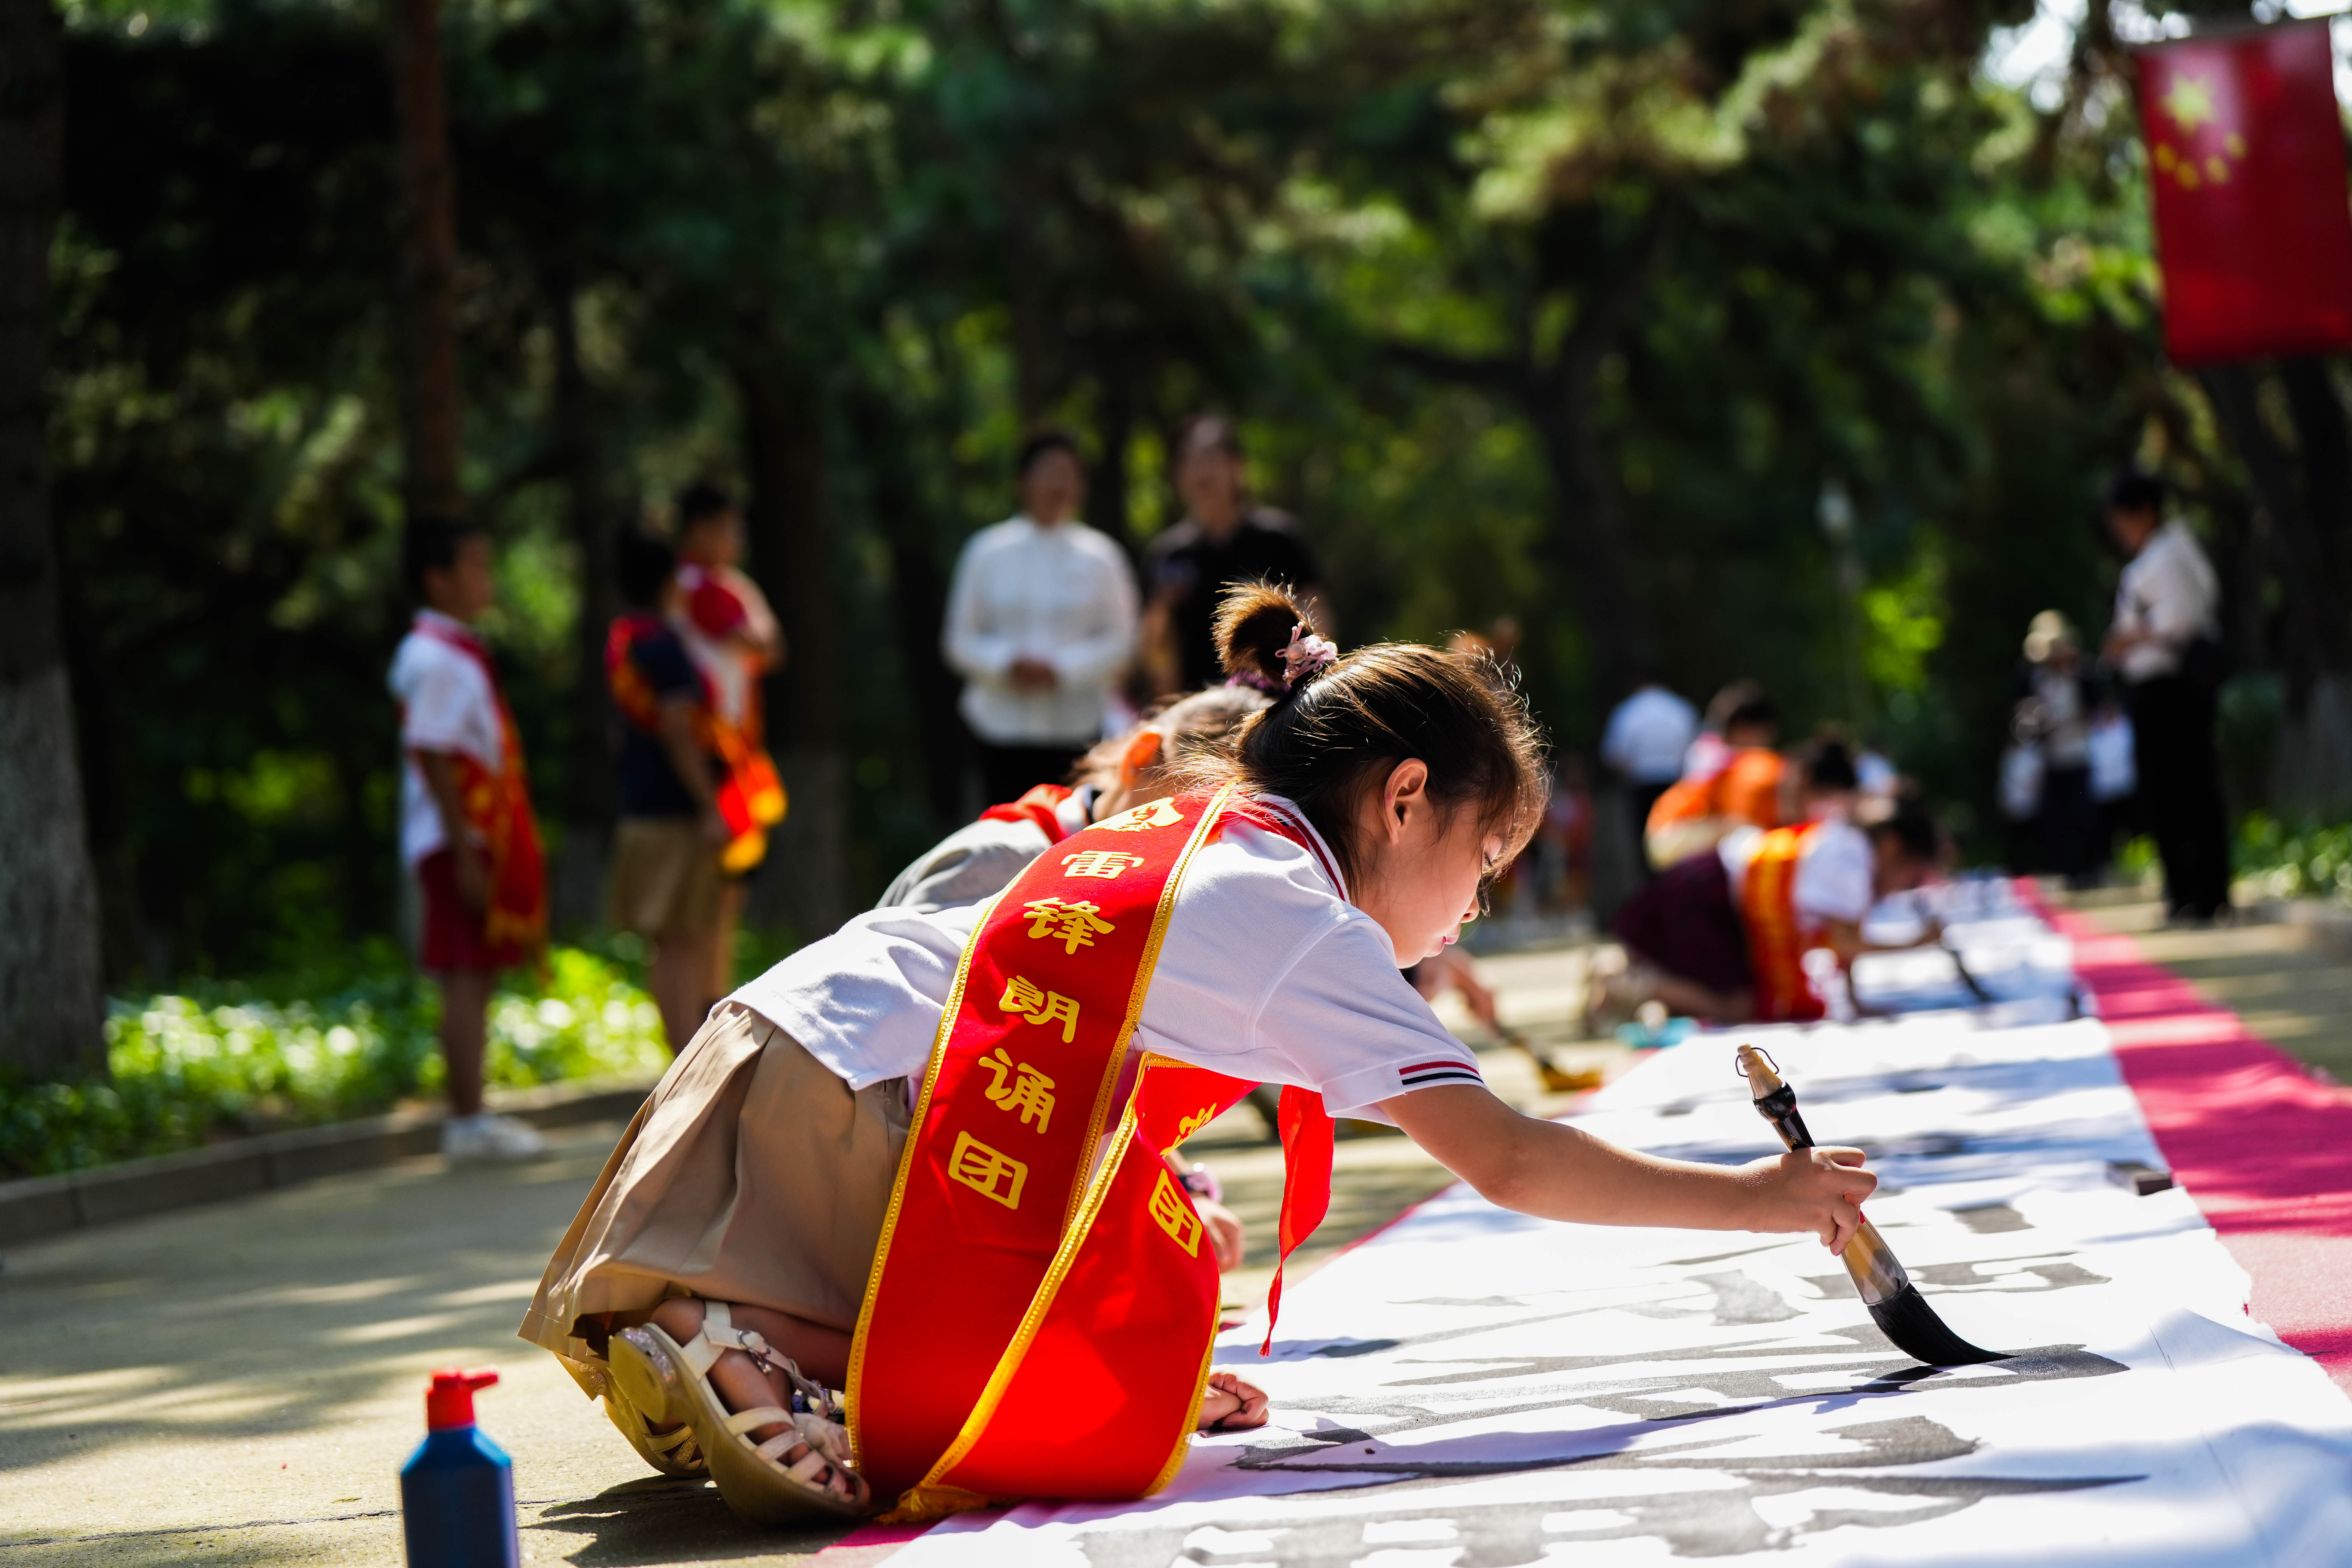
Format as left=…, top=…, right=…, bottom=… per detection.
left=1279, top=623, right=1338, bottom=690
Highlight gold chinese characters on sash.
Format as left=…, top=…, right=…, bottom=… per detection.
left=847, top=786, right=1334, bottom=1518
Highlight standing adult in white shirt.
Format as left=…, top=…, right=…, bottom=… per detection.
left=2101, top=468, right=2228, bottom=922
left=943, top=429, right=1140, bottom=805
left=1600, top=675, right=1699, bottom=873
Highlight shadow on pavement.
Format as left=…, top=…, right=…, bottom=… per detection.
left=527, top=1476, right=858, bottom=1564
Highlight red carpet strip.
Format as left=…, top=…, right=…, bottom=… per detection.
left=2030, top=890, right=2352, bottom=1398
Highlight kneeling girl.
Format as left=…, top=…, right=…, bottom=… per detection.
left=520, top=585, right=1878, bottom=1523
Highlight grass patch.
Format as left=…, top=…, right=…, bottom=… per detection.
left=0, top=944, right=672, bottom=1181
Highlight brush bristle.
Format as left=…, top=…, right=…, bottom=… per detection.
left=1867, top=1285, right=2003, bottom=1366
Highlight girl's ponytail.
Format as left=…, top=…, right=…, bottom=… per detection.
left=1184, top=581, right=1549, bottom=892
left=1217, top=582, right=1335, bottom=698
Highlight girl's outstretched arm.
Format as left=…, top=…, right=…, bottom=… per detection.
left=1383, top=1084, right=1875, bottom=1253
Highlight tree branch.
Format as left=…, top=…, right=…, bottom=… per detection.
left=1378, top=338, right=1532, bottom=400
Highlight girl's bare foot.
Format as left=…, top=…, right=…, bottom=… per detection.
left=1198, top=1371, right=1270, bottom=1432
left=648, top=1297, right=863, bottom=1504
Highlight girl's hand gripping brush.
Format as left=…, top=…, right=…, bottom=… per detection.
left=1736, top=1043, right=2002, bottom=1367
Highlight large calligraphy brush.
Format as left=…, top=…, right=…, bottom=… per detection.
left=1735, top=1043, right=2002, bottom=1367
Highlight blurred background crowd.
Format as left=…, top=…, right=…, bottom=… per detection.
left=8, top=0, right=2352, bottom=1175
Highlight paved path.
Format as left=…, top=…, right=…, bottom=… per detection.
left=2064, top=887, right=2352, bottom=1081
left=14, top=900, right=2336, bottom=1565
left=0, top=946, right=1613, bottom=1567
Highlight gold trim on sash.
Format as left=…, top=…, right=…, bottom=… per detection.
left=850, top=786, right=1238, bottom=1504
left=844, top=892, right=994, bottom=1466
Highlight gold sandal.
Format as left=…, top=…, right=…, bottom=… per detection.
left=609, top=1302, right=871, bottom=1523
left=601, top=1386, right=708, bottom=1478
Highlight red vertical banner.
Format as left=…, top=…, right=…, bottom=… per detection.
left=2137, top=21, right=2352, bottom=365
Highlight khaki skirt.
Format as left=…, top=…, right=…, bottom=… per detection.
left=519, top=1002, right=912, bottom=1394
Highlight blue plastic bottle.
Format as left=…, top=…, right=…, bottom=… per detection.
left=400, top=1367, right=521, bottom=1568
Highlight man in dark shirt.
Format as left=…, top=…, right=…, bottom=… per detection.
left=1141, top=415, right=1327, bottom=694
left=606, top=527, right=731, bottom=1052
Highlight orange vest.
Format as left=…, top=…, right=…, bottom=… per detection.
left=1646, top=749, right=1787, bottom=866
left=408, top=619, right=547, bottom=957
left=1739, top=823, right=1827, bottom=1023
left=605, top=612, right=787, bottom=875
left=849, top=787, right=1335, bottom=1520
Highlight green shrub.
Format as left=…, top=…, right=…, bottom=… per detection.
left=0, top=947, right=670, bottom=1181
left=2234, top=813, right=2352, bottom=902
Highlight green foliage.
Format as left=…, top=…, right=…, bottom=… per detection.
left=2234, top=814, right=2352, bottom=904
left=45, top=0, right=2262, bottom=992
left=0, top=947, right=668, bottom=1181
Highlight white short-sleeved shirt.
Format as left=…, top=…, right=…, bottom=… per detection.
left=732, top=799, right=1481, bottom=1119
left=387, top=611, right=506, bottom=867
left=875, top=787, right=1098, bottom=914
left=2112, top=521, right=2219, bottom=683
left=1602, top=686, right=1700, bottom=785
left=1718, top=819, right=1874, bottom=932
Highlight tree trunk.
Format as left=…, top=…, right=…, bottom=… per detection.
left=1533, top=345, right=1655, bottom=710
left=2274, top=358, right=2352, bottom=817
left=737, top=349, right=850, bottom=936
left=2204, top=364, right=2352, bottom=815
left=848, top=387, right=965, bottom=831
left=548, top=282, right=616, bottom=932
left=1002, top=167, right=1061, bottom=425
left=1090, top=348, right=1135, bottom=548
left=2203, top=366, right=2347, bottom=687
left=387, top=0, right=462, bottom=518
left=2279, top=356, right=2352, bottom=609
left=0, top=0, right=105, bottom=1079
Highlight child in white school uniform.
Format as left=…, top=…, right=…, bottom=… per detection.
left=875, top=683, right=1268, bottom=915
left=388, top=517, right=548, bottom=1164
left=520, top=584, right=1881, bottom=1525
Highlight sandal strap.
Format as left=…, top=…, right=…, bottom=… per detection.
left=644, top=1424, right=697, bottom=1457
left=693, top=1301, right=790, bottom=1378
left=721, top=1404, right=796, bottom=1438
left=751, top=1430, right=855, bottom=1500
left=681, top=1299, right=864, bottom=1499
left=685, top=1301, right=843, bottom=1422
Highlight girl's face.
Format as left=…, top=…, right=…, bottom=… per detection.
left=1350, top=759, right=1504, bottom=965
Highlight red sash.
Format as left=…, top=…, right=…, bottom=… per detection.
left=605, top=612, right=787, bottom=875
left=978, top=783, right=1079, bottom=845
left=849, top=786, right=1334, bottom=1519
left=409, top=619, right=547, bottom=957
left=1739, top=822, right=1827, bottom=1022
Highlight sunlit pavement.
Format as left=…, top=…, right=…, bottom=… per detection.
left=14, top=907, right=2337, bottom=1565
left=0, top=944, right=1610, bottom=1566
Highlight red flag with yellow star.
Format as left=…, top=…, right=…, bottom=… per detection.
left=2137, top=21, right=2352, bottom=364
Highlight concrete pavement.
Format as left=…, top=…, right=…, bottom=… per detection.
left=0, top=945, right=1611, bottom=1567
left=12, top=902, right=2345, bottom=1566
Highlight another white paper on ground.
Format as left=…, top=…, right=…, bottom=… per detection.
left=894, top=888, right=2352, bottom=1566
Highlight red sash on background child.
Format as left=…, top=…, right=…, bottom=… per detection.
left=410, top=618, right=548, bottom=959
left=1739, top=822, right=1826, bottom=1023
left=978, top=782, right=1078, bottom=844
left=605, top=611, right=787, bottom=875
left=849, top=786, right=1335, bottom=1520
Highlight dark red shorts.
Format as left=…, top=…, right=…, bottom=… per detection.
left=417, top=848, right=522, bottom=973
left=1612, top=850, right=1753, bottom=995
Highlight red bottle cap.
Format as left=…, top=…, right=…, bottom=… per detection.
left=424, top=1367, right=499, bottom=1431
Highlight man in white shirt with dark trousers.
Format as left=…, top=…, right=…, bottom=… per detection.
left=2101, top=468, right=2229, bottom=924
left=1601, top=675, right=1699, bottom=875
left=944, top=429, right=1140, bottom=805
